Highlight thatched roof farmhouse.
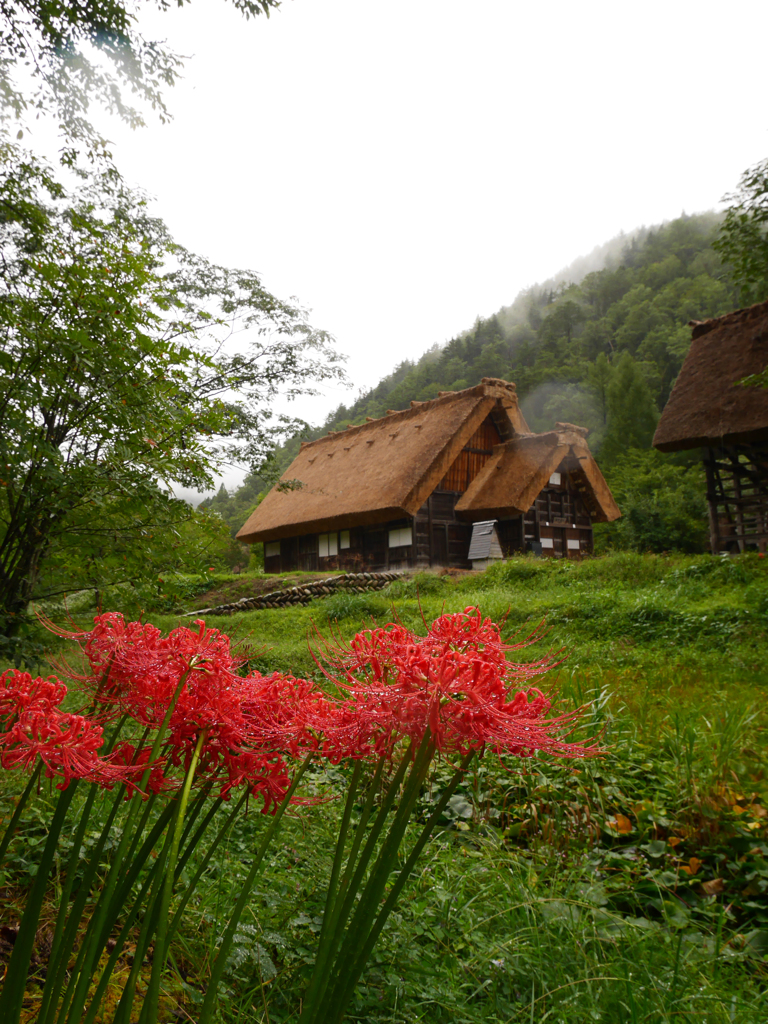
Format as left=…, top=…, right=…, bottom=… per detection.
left=653, top=299, right=768, bottom=553
left=238, top=378, right=620, bottom=572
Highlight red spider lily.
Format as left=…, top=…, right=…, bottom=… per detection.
left=110, top=742, right=170, bottom=796
left=0, top=709, right=136, bottom=790
left=315, top=608, right=595, bottom=761
left=41, top=614, right=332, bottom=805
left=0, top=669, right=68, bottom=721
left=164, top=670, right=333, bottom=807
left=89, top=616, right=239, bottom=722
left=41, top=613, right=241, bottom=714
left=218, top=749, right=292, bottom=811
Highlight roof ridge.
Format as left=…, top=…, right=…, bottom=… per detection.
left=300, top=378, right=518, bottom=450
left=689, top=297, right=768, bottom=339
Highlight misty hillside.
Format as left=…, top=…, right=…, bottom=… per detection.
left=320, top=212, right=727, bottom=434
left=205, top=211, right=732, bottom=556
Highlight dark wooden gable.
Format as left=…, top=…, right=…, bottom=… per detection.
left=438, top=415, right=502, bottom=492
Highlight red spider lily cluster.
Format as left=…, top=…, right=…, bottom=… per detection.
left=0, top=607, right=600, bottom=1024
left=28, top=612, right=331, bottom=810
left=0, top=669, right=130, bottom=789
left=0, top=608, right=594, bottom=804
left=313, top=607, right=595, bottom=762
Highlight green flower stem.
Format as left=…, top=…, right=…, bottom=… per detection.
left=324, top=761, right=364, bottom=918
left=58, top=667, right=193, bottom=1022
left=38, top=785, right=123, bottom=1024
left=0, top=780, right=79, bottom=1024
left=175, top=778, right=217, bottom=864
left=79, top=782, right=212, bottom=1019
left=322, top=743, right=418, bottom=957
left=0, top=760, right=42, bottom=865
left=331, top=757, right=386, bottom=919
left=54, top=793, right=162, bottom=1024
left=198, top=753, right=313, bottom=1024
left=330, top=735, right=434, bottom=953
left=315, top=736, right=436, bottom=1022
left=110, top=824, right=176, bottom=1024
left=105, top=793, right=242, bottom=1024
left=144, top=728, right=209, bottom=1024
left=168, top=791, right=246, bottom=940
left=83, top=789, right=223, bottom=1024
left=41, top=717, right=143, bottom=1024
left=298, top=761, right=364, bottom=1021
left=80, top=857, right=163, bottom=1024
left=328, top=751, right=475, bottom=1024
left=299, top=738, right=431, bottom=1024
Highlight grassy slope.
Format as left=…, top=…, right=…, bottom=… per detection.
left=141, top=553, right=768, bottom=1021
left=3, top=553, right=768, bottom=1022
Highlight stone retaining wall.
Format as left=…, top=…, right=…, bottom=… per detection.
left=187, top=571, right=404, bottom=617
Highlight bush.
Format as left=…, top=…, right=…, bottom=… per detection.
left=596, top=449, right=708, bottom=553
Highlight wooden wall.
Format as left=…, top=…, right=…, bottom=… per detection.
left=413, top=491, right=472, bottom=569
left=703, top=443, right=768, bottom=554
left=265, top=518, right=416, bottom=574
left=438, top=417, right=501, bottom=491
left=528, top=469, right=594, bottom=558
left=262, top=444, right=596, bottom=573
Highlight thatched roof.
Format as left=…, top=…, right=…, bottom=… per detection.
left=454, top=423, right=621, bottom=523
left=237, top=379, right=529, bottom=543
left=653, top=299, right=768, bottom=452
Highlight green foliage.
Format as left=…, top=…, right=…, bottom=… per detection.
left=596, top=449, right=709, bottom=553
left=599, top=353, right=659, bottom=465
left=198, top=474, right=268, bottom=569
left=713, top=157, right=768, bottom=306
left=0, top=0, right=280, bottom=150
left=4, top=554, right=768, bottom=1021
left=0, top=140, right=342, bottom=650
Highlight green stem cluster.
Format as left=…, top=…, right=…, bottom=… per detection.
left=0, top=667, right=306, bottom=1024
left=299, top=734, right=475, bottom=1024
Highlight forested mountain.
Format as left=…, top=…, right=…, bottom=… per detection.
left=322, top=212, right=730, bottom=438
left=208, top=212, right=739, bottom=556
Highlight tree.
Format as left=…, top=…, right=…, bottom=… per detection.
left=0, top=142, right=343, bottom=638
left=599, top=352, right=658, bottom=466
left=596, top=448, right=708, bottom=553
left=538, top=300, right=584, bottom=352
left=713, top=158, right=768, bottom=306
left=586, top=352, right=612, bottom=425
left=1, top=0, right=280, bottom=150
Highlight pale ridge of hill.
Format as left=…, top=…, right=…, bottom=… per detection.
left=496, top=225, right=653, bottom=334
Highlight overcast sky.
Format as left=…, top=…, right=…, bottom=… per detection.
left=44, top=0, right=768, bottom=493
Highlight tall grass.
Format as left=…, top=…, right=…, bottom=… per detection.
left=4, top=553, right=767, bottom=1021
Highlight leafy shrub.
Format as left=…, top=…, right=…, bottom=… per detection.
left=596, top=449, right=708, bottom=553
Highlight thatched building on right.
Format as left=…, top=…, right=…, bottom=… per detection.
left=653, top=299, right=768, bottom=554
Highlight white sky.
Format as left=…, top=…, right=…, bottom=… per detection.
left=27, top=0, right=768, bottom=495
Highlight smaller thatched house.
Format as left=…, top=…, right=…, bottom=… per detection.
left=653, top=299, right=768, bottom=553
left=237, top=378, right=620, bottom=572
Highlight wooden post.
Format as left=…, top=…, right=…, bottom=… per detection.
left=427, top=494, right=434, bottom=567
left=729, top=449, right=746, bottom=553
left=703, top=448, right=721, bottom=555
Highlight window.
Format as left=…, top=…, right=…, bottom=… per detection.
left=340, top=530, right=350, bottom=549
left=540, top=537, right=554, bottom=549
left=388, top=526, right=412, bottom=548
left=567, top=539, right=581, bottom=550
left=319, top=532, right=338, bottom=557
left=265, top=541, right=280, bottom=558
left=549, top=472, right=562, bottom=486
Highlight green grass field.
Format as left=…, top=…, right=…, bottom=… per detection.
left=3, top=553, right=767, bottom=1022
